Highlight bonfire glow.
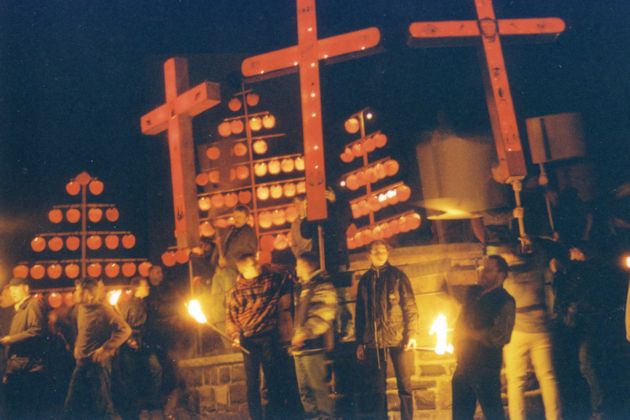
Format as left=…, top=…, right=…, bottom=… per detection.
left=430, top=313, right=454, bottom=355
left=187, top=299, right=208, bottom=324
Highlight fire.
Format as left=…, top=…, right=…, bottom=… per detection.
left=108, top=289, right=122, bottom=306
left=187, top=299, right=208, bottom=324
left=430, top=313, right=454, bottom=355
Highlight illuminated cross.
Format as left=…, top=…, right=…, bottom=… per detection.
left=408, top=0, right=564, bottom=237
left=141, top=57, right=221, bottom=249
left=241, top=0, right=380, bottom=220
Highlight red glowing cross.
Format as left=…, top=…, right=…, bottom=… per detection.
left=241, top=0, right=380, bottom=220
left=408, top=0, right=565, bottom=183
left=141, top=57, right=221, bottom=249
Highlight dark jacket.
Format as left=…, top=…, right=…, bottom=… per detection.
left=355, top=263, right=419, bottom=348
left=119, top=297, right=148, bottom=349
left=294, top=271, right=337, bottom=351
left=73, top=303, right=131, bottom=360
left=5, top=296, right=46, bottom=374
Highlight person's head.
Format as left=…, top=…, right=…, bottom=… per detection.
left=369, top=240, right=391, bottom=268
left=79, top=278, right=101, bottom=304
left=236, top=253, right=260, bottom=280
left=294, top=195, right=307, bottom=219
left=131, top=277, right=150, bottom=299
left=233, top=205, right=250, bottom=228
left=8, top=278, right=30, bottom=303
left=478, top=255, right=509, bottom=290
left=148, top=265, right=164, bottom=287
left=296, top=252, right=320, bottom=282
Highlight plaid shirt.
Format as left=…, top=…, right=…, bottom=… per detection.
left=226, top=266, right=292, bottom=340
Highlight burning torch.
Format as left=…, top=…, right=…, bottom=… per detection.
left=186, top=299, right=250, bottom=355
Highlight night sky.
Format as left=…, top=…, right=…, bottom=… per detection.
left=1, top=0, right=629, bottom=280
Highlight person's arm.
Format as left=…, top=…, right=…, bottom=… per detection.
left=399, top=270, right=419, bottom=349
left=225, top=289, right=241, bottom=341
left=295, top=282, right=337, bottom=341
left=467, top=299, right=516, bottom=348
left=2, top=299, right=44, bottom=344
left=92, top=305, right=132, bottom=362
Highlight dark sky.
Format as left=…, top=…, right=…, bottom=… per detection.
left=1, top=0, right=629, bottom=278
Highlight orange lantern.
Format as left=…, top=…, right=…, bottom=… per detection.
left=76, top=172, right=91, bottom=185
left=87, top=263, right=102, bottom=278
left=63, top=292, right=75, bottom=307
left=161, top=251, right=176, bottom=267
left=105, top=235, right=119, bottom=250
left=65, top=264, right=80, bottom=279
left=346, top=175, right=359, bottom=191
left=48, top=293, right=62, bottom=309
left=271, top=209, right=286, bottom=226
left=368, top=196, right=381, bottom=212
left=89, top=180, right=104, bottom=195
left=260, top=235, right=275, bottom=252
left=375, top=163, right=386, bottom=180
left=206, top=146, right=221, bottom=160
left=362, top=229, right=374, bottom=245
left=249, top=117, right=262, bottom=131
left=106, top=208, right=119, bottom=222
left=397, top=185, right=411, bottom=202
left=236, top=165, right=250, bottom=180
left=274, top=234, right=288, bottom=250
left=228, top=97, right=242, bottom=111
left=268, top=160, right=280, bottom=175
left=258, top=212, right=273, bottom=229
left=218, top=122, right=232, bottom=137
left=347, top=236, right=356, bottom=250
left=409, top=213, right=421, bottom=230
left=138, top=261, right=152, bottom=277
left=208, top=170, right=220, bottom=184
left=398, top=215, right=410, bottom=233
left=351, top=203, right=361, bottom=219
left=365, top=168, right=378, bottom=184
left=354, top=171, right=366, bottom=187
left=364, top=136, right=376, bottom=153
left=13, top=265, right=29, bottom=279
left=353, top=232, right=364, bottom=248
left=66, top=236, right=80, bottom=251
left=253, top=140, right=268, bottom=155
left=121, top=234, right=136, bottom=249
left=122, top=262, right=137, bottom=277
left=225, top=193, right=238, bottom=208
left=347, top=223, right=358, bottom=238
left=198, top=197, right=212, bottom=211
left=285, top=206, right=298, bottom=222
left=254, top=163, right=267, bottom=177
left=344, top=117, right=360, bottom=134
left=373, top=225, right=384, bottom=240
left=233, top=142, right=248, bottom=157
left=48, top=209, right=63, bottom=224
left=238, top=190, right=252, bottom=204
left=211, top=194, right=225, bottom=208
left=296, top=182, right=306, bottom=194
left=374, top=133, right=388, bottom=148
left=88, top=208, right=103, bottom=223
left=246, top=93, right=260, bottom=107
left=48, top=236, right=63, bottom=252
left=87, top=235, right=102, bottom=250
left=175, top=249, right=190, bottom=264
left=46, top=264, right=62, bottom=280
left=31, top=236, right=46, bottom=252
left=262, top=114, right=276, bottom=129
left=105, top=263, right=120, bottom=278
left=66, top=181, right=81, bottom=196
left=283, top=183, right=296, bottom=198
left=214, top=218, right=228, bottom=229
left=257, top=186, right=270, bottom=201
left=229, top=168, right=236, bottom=181
left=66, top=208, right=81, bottom=223
left=281, top=158, right=294, bottom=173
left=294, top=156, right=305, bottom=171
left=387, top=189, right=400, bottom=206
left=269, top=184, right=282, bottom=199
left=195, top=172, right=209, bottom=186
left=230, top=119, right=244, bottom=134
left=385, top=160, right=400, bottom=177
left=340, top=149, right=354, bottom=163
left=200, top=221, right=215, bottom=237
left=389, top=219, right=401, bottom=235
left=351, top=143, right=363, bottom=158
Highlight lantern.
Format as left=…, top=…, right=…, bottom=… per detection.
left=397, top=185, right=412, bottom=202
left=409, top=213, right=421, bottom=230
left=249, top=117, right=262, bottom=131
left=122, top=262, right=137, bottom=277
left=105, top=263, right=120, bottom=278
left=368, top=196, right=381, bottom=212
left=105, top=207, right=119, bottom=222
left=88, top=208, right=103, bottom=223
left=351, top=143, right=363, bottom=158
left=89, top=180, right=104, bottom=195
left=230, top=119, right=244, bottom=135
left=285, top=206, right=298, bottom=222
left=236, top=166, right=250, bottom=180
left=375, top=163, right=386, bottom=180
left=246, top=93, right=260, bottom=107
left=195, top=172, right=209, bottom=186
left=346, top=223, right=358, bottom=239
left=87, top=263, right=102, bottom=278
left=48, top=209, right=63, bottom=224
left=356, top=171, right=367, bottom=187
left=365, top=168, right=378, bottom=184
left=65, top=264, right=80, bottom=279
left=387, top=189, right=400, bottom=206
left=105, top=235, right=119, bottom=250
left=48, top=236, right=63, bottom=252
left=206, top=146, right=221, bottom=160
left=351, top=203, right=361, bottom=219
left=47, top=264, right=62, bottom=280
left=200, top=221, right=215, bottom=237
left=295, top=156, right=305, bottom=171
left=229, top=168, right=236, bottom=181
left=274, top=234, right=288, bottom=250
left=13, top=265, right=29, bottom=279
left=161, top=251, right=176, bottom=267
left=269, top=184, right=282, bottom=199
left=283, top=183, right=296, bottom=198
left=175, top=249, right=190, bottom=264
left=398, top=215, right=410, bottom=233
left=346, top=175, right=359, bottom=191
left=225, top=193, right=238, bottom=208
left=385, top=160, right=400, bottom=177
left=340, top=149, right=354, bottom=163
left=139, top=262, right=152, bottom=277
left=66, top=236, right=80, bottom=251
left=296, top=182, right=306, bottom=194
left=257, top=186, right=270, bottom=201
left=254, top=162, right=267, bottom=177
left=121, top=234, right=136, bottom=249
left=260, top=235, right=275, bottom=252
left=364, top=136, right=376, bottom=153
left=76, top=172, right=91, bottom=185
left=198, top=197, right=212, bottom=212
left=31, top=237, right=46, bottom=252
left=374, top=133, right=388, bottom=148
left=262, top=114, right=276, bottom=129
left=208, top=170, right=220, bottom=184
left=63, top=292, right=75, bottom=307
left=253, top=140, right=268, bottom=155
left=280, top=158, right=295, bottom=173
left=233, top=143, right=248, bottom=157
left=238, top=190, right=252, bottom=204
left=66, top=208, right=81, bottom=223
left=228, top=97, right=242, bottom=112
left=66, top=181, right=81, bottom=196
left=214, top=218, right=228, bottom=229
left=268, top=160, right=281, bottom=175
left=48, top=293, right=62, bottom=309
left=347, top=236, right=356, bottom=249
left=344, top=117, right=360, bottom=134
left=373, top=225, right=384, bottom=240
left=211, top=194, right=225, bottom=209
left=258, top=212, right=273, bottom=229
left=86, top=235, right=102, bottom=250
left=271, top=209, right=286, bottom=226
left=218, top=122, right=232, bottom=137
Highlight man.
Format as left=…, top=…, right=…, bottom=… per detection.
left=225, top=254, right=294, bottom=419
left=0, top=278, right=48, bottom=419
left=291, top=251, right=337, bottom=418
left=64, top=278, right=131, bottom=419
left=289, top=194, right=313, bottom=259
left=452, top=255, right=516, bottom=420
left=355, top=240, right=419, bottom=420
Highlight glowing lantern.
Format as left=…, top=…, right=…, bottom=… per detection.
left=375, top=163, right=386, bottom=180
left=389, top=219, right=401, bottom=235
left=233, top=143, right=248, bottom=157
left=105, top=263, right=120, bottom=278
left=364, top=136, right=376, bottom=152
left=161, top=252, right=176, bottom=267
left=260, top=235, right=275, bottom=252
left=283, top=183, right=296, bottom=198
left=382, top=223, right=393, bottom=239
left=285, top=206, right=298, bottom=222
left=76, top=172, right=91, bottom=185
left=409, top=213, right=421, bottom=230
left=88, top=208, right=103, bottom=223
left=249, top=117, right=262, bottom=132
left=257, top=186, right=270, bottom=201
left=238, top=190, right=252, bottom=204
left=368, top=196, right=381, bottom=212
left=262, top=114, right=276, bottom=129
left=65, top=264, right=80, bottom=279
left=373, top=225, right=384, bottom=240
left=374, top=133, right=388, bottom=148
left=218, top=122, right=232, bottom=137
left=208, top=170, right=220, bottom=184
left=105, top=235, right=119, bottom=250
left=200, top=221, right=215, bottom=237
left=122, top=262, right=137, bottom=277
left=353, top=232, right=364, bottom=248
left=198, top=197, right=212, bottom=211
left=211, top=194, right=225, bottom=208
left=268, top=160, right=281, bottom=175
left=121, top=234, right=136, bottom=249
left=106, top=208, right=119, bottom=222
left=225, top=193, right=238, bottom=208
left=347, top=223, right=358, bottom=239
left=385, top=160, right=400, bottom=177
left=344, top=117, right=360, bottom=134
left=31, top=237, right=46, bottom=252
left=138, top=262, right=152, bottom=277
left=253, top=140, right=268, bottom=155
left=356, top=171, right=367, bottom=187
left=48, top=293, right=62, bottom=309
left=89, top=180, right=104, bottom=195
left=49, top=236, right=64, bottom=252
left=352, top=143, right=363, bottom=158
left=228, top=97, right=242, bottom=111
left=87, top=235, right=102, bottom=250
left=87, top=263, right=102, bottom=278
left=46, top=264, right=62, bottom=280
left=296, top=182, right=306, bottom=194
left=274, top=234, right=288, bottom=250
left=362, top=229, right=374, bottom=245
left=254, top=163, right=267, bottom=177
left=258, top=212, right=273, bottom=229
left=351, top=203, right=361, bottom=219
left=66, top=236, right=80, bottom=251
left=281, top=158, right=294, bottom=173
left=270, top=184, right=283, bottom=200
left=346, top=175, right=359, bottom=191
left=175, top=249, right=190, bottom=264
left=206, top=146, right=221, bottom=160
left=195, top=172, right=209, bottom=186
left=387, top=189, right=400, bottom=206
left=229, top=168, right=236, bottom=181
left=295, top=156, right=305, bottom=171
left=246, top=93, right=260, bottom=107
left=13, top=265, right=29, bottom=279
left=398, top=215, right=410, bottom=233
left=236, top=166, right=250, bottom=180
left=48, top=209, right=63, bottom=224
left=66, top=208, right=81, bottom=223
left=230, top=119, right=244, bottom=134
left=66, top=181, right=81, bottom=196
left=272, top=210, right=286, bottom=226
left=340, top=149, right=354, bottom=163
left=63, top=292, right=75, bottom=307
left=366, top=168, right=378, bottom=184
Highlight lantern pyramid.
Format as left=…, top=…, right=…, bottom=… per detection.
left=12, top=172, right=150, bottom=307
left=340, top=112, right=421, bottom=249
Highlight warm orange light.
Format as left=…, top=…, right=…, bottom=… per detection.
left=430, top=313, right=454, bottom=355
left=187, top=299, right=208, bottom=324
left=108, top=289, right=122, bottom=306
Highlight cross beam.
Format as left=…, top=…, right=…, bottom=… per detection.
left=242, top=0, right=380, bottom=220
left=141, top=57, right=221, bottom=249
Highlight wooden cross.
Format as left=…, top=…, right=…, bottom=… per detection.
left=408, top=0, right=564, bottom=238
left=141, top=57, right=221, bottom=249
left=241, top=0, right=380, bottom=221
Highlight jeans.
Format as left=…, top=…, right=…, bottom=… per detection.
left=64, top=358, right=116, bottom=420
left=504, top=330, right=561, bottom=420
left=360, top=347, right=414, bottom=420
left=452, top=366, right=505, bottom=420
left=294, top=349, right=332, bottom=418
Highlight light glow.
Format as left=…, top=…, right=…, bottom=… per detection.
left=108, top=289, right=122, bottom=306
left=187, top=299, right=208, bottom=324
left=430, top=313, right=454, bottom=355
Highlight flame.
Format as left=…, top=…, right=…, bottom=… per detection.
left=108, top=289, right=122, bottom=306
left=430, top=313, right=454, bottom=355
left=187, top=299, right=208, bottom=324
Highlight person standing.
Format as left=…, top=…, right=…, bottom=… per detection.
left=291, top=252, right=337, bottom=418
left=64, top=278, right=131, bottom=419
left=0, top=278, right=48, bottom=420
left=452, top=255, right=516, bottom=420
left=355, top=240, right=419, bottom=420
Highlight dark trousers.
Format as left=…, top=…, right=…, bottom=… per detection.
left=64, top=358, right=116, bottom=420
left=5, top=370, right=49, bottom=420
left=359, top=347, right=414, bottom=420
left=451, top=366, right=505, bottom=420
